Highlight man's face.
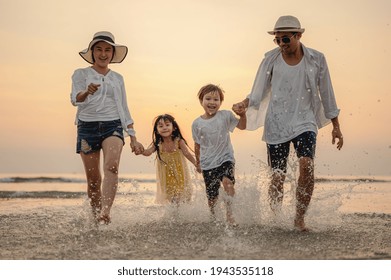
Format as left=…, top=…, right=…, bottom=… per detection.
left=274, top=32, right=301, bottom=55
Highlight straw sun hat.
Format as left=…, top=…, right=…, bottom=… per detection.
left=268, top=15, right=305, bottom=35
left=79, top=31, right=128, bottom=64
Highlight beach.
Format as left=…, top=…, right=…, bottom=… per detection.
left=1, top=173, right=390, bottom=260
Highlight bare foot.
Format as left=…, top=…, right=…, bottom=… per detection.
left=226, top=213, right=238, bottom=227
left=91, top=207, right=98, bottom=219
left=270, top=201, right=282, bottom=215
left=98, top=214, right=111, bottom=225
left=294, top=217, right=309, bottom=232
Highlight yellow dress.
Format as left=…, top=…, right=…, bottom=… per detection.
left=155, top=138, right=192, bottom=204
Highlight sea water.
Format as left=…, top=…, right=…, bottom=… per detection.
left=0, top=167, right=390, bottom=260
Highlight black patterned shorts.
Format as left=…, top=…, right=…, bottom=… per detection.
left=202, top=161, right=235, bottom=200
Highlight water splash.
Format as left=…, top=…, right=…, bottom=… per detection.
left=2, top=167, right=389, bottom=259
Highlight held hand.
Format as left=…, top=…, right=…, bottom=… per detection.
left=232, top=102, right=246, bottom=116
left=131, top=141, right=145, bottom=155
left=332, top=127, right=344, bottom=150
left=87, top=83, right=101, bottom=95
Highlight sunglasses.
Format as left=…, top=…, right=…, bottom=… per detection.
left=273, top=34, right=296, bottom=45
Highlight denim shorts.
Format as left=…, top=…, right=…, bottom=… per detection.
left=76, top=119, right=124, bottom=154
left=267, top=131, right=316, bottom=173
left=202, top=161, right=235, bottom=200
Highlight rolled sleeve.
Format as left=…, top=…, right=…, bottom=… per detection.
left=70, top=69, right=87, bottom=106
left=318, top=55, right=340, bottom=119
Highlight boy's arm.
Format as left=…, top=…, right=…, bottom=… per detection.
left=194, top=143, right=201, bottom=173
left=235, top=112, right=247, bottom=130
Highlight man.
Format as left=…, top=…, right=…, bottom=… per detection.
left=233, top=15, right=343, bottom=231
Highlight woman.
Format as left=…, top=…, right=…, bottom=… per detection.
left=70, top=31, right=144, bottom=224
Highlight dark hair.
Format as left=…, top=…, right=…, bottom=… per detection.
left=91, top=41, right=116, bottom=63
left=151, top=114, right=189, bottom=162
left=197, top=84, right=224, bottom=102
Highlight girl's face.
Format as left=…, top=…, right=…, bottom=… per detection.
left=92, top=41, right=114, bottom=69
left=156, top=119, right=174, bottom=138
left=201, top=91, right=222, bottom=117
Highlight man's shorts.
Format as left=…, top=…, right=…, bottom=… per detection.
left=267, top=131, right=316, bottom=173
left=202, top=161, right=235, bottom=200
left=76, top=119, right=124, bottom=154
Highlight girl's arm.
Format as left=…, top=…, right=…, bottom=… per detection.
left=141, top=144, right=156, bottom=156
left=178, top=139, right=197, bottom=166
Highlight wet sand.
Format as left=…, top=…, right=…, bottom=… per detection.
left=1, top=198, right=390, bottom=260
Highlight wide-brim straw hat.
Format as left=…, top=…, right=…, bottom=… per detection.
left=268, top=15, right=305, bottom=35
left=79, top=31, right=128, bottom=64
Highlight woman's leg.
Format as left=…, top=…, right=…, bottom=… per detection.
left=80, top=151, right=102, bottom=217
left=99, top=136, right=124, bottom=221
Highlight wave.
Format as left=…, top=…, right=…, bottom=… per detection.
left=0, top=176, right=156, bottom=184
left=0, top=175, right=389, bottom=185
left=0, top=191, right=85, bottom=199
left=314, top=177, right=391, bottom=183
left=0, top=191, right=140, bottom=199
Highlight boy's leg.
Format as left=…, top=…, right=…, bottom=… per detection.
left=222, top=176, right=236, bottom=224
left=202, top=169, right=220, bottom=217
left=208, top=197, right=218, bottom=215
left=221, top=162, right=236, bottom=224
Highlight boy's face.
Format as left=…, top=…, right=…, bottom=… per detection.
left=200, top=91, right=222, bottom=117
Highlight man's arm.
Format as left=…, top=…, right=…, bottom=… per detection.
left=331, top=117, right=343, bottom=150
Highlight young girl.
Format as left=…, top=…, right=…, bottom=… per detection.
left=142, top=114, right=198, bottom=204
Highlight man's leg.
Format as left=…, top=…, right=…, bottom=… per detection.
left=267, top=142, right=289, bottom=213
left=295, top=157, right=314, bottom=231
left=293, top=131, right=316, bottom=231
left=269, top=171, right=286, bottom=212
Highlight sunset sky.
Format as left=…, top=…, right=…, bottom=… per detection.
left=0, top=0, right=390, bottom=177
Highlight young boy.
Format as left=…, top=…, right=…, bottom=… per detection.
left=192, top=84, right=246, bottom=225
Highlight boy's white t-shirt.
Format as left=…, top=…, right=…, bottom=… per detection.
left=192, top=110, right=239, bottom=171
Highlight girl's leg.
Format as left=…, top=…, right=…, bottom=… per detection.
left=80, top=151, right=102, bottom=217
left=222, top=176, right=236, bottom=224
left=99, top=136, right=124, bottom=222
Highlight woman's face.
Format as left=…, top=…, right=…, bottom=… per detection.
left=92, top=41, right=114, bottom=68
